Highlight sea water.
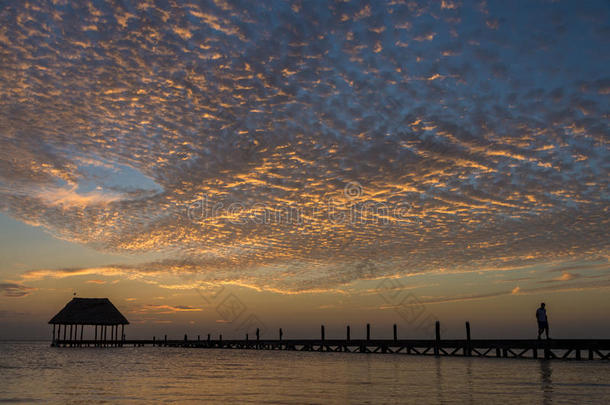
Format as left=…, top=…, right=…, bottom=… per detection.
left=1, top=341, right=609, bottom=404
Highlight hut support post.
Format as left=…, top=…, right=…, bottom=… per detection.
left=52, top=324, right=56, bottom=345
left=121, top=324, right=125, bottom=346
left=393, top=324, right=397, bottom=342
left=94, top=325, right=97, bottom=346
left=80, top=324, right=84, bottom=345
left=62, top=324, right=66, bottom=345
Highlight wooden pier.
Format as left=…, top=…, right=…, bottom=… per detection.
left=51, top=321, right=610, bottom=361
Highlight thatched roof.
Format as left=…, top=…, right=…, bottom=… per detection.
left=48, top=298, right=129, bottom=325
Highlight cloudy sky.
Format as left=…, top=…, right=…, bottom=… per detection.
left=0, top=0, right=608, bottom=340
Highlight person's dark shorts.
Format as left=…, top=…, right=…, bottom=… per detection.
left=538, top=321, right=548, bottom=329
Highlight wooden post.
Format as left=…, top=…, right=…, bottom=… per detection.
left=184, top=334, right=188, bottom=342
left=588, top=349, right=593, bottom=360
left=94, top=325, right=97, bottom=346
left=320, top=325, right=325, bottom=352
left=246, top=333, right=249, bottom=341
left=69, top=324, right=73, bottom=346
left=63, top=324, right=67, bottom=343
left=533, top=347, right=537, bottom=359
left=256, top=328, right=260, bottom=341
left=164, top=334, right=167, bottom=346
left=575, top=349, right=581, bottom=360
left=207, top=333, right=211, bottom=343
left=434, top=321, right=440, bottom=356
left=121, top=324, right=125, bottom=346
left=346, top=325, right=350, bottom=341
left=52, top=324, right=56, bottom=345
left=393, top=324, right=397, bottom=342
left=80, top=324, right=84, bottom=343
left=219, top=334, right=222, bottom=343
left=279, top=328, right=283, bottom=341
left=496, top=348, right=501, bottom=358
left=153, top=336, right=156, bottom=347
left=366, top=323, right=370, bottom=341
left=465, top=321, right=471, bottom=356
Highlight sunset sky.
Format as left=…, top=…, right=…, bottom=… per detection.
left=0, top=0, right=608, bottom=340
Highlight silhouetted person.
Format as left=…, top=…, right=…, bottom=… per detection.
left=536, top=302, right=550, bottom=339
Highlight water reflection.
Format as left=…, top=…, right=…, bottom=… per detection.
left=464, top=358, right=474, bottom=405
left=435, top=358, right=443, bottom=403
left=540, top=360, right=553, bottom=404
left=4, top=342, right=610, bottom=404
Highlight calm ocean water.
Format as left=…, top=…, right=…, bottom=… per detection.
left=1, top=341, right=609, bottom=404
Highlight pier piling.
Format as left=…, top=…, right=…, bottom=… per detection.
left=465, top=321, right=471, bottom=356
left=434, top=321, right=440, bottom=356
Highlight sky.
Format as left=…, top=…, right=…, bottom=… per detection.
left=0, top=0, right=608, bottom=340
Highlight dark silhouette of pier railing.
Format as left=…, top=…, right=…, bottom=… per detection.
left=52, top=321, right=610, bottom=361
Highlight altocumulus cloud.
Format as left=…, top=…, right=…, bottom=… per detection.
left=0, top=0, right=608, bottom=292
left=0, top=283, right=37, bottom=298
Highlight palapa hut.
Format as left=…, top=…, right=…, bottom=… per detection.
left=49, top=298, right=129, bottom=347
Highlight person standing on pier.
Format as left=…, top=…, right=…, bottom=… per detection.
left=536, top=302, right=550, bottom=339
